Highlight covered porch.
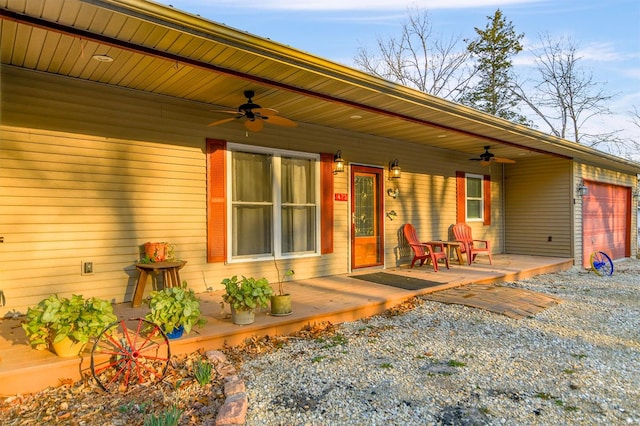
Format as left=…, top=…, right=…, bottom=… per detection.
left=0, top=254, right=573, bottom=396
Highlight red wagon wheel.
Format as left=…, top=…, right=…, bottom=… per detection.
left=90, top=318, right=170, bottom=392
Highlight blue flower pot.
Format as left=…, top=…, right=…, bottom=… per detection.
left=166, top=325, right=184, bottom=339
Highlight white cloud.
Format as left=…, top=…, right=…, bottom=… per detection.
left=578, top=42, right=624, bottom=63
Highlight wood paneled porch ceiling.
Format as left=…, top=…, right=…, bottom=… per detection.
left=1, top=0, right=639, bottom=173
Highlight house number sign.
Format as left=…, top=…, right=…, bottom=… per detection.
left=335, top=193, right=348, bottom=201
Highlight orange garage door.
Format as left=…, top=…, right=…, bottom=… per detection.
left=582, top=181, right=631, bottom=267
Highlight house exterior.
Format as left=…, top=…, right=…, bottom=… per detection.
left=1, top=0, right=638, bottom=317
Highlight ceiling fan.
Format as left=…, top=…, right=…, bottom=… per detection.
left=208, top=90, right=297, bottom=132
left=470, top=146, right=516, bottom=166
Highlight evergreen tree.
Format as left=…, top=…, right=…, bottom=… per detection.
left=461, top=9, right=529, bottom=125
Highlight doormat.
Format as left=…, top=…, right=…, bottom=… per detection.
left=351, top=272, right=442, bottom=291
left=422, top=284, right=562, bottom=319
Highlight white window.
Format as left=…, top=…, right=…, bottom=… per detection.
left=466, top=173, right=484, bottom=222
left=227, top=143, right=320, bottom=261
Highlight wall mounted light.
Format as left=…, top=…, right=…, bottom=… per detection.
left=389, top=159, right=401, bottom=179
left=576, top=181, right=588, bottom=197
left=333, top=150, right=345, bottom=174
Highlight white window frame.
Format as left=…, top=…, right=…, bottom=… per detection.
left=226, top=142, right=321, bottom=263
left=465, top=173, right=484, bottom=222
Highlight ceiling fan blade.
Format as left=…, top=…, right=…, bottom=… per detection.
left=208, top=117, right=237, bottom=127
left=494, top=157, right=516, bottom=164
left=469, top=157, right=482, bottom=161
left=253, top=107, right=279, bottom=117
left=211, top=109, right=241, bottom=114
left=245, top=119, right=264, bottom=132
left=264, top=115, right=297, bottom=127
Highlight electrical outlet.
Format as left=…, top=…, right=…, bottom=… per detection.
left=82, top=261, right=94, bottom=275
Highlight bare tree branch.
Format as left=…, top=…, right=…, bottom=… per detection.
left=515, top=33, right=622, bottom=149
left=354, top=6, right=473, bottom=101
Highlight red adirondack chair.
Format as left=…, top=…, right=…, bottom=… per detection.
left=403, top=224, right=449, bottom=272
left=452, top=223, right=493, bottom=265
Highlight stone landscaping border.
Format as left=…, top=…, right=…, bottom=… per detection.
left=206, top=350, right=247, bottom=425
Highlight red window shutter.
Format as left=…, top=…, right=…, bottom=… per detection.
left=206, top=139, right=226, bottom=263
left=456, top=171, right=466, bottom=223
left=320, top=153, right=334, bottom=254
left=483, top=174, right=491, bottom=226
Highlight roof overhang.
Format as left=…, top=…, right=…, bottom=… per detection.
left=1, top=0, right=639, bottom=174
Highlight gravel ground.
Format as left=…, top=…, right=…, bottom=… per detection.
left=240, top=259, right=640, bottom=425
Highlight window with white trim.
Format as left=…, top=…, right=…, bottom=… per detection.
left=465, top=173, right=484, bottom=221
left=227, top=144, right=320, bottom=261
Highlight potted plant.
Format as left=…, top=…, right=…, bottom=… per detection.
left=142, top=242, right=174, bottom=263
left=271, top=258, right=294, bottom=316
left=22, top=294, right=117, bottom=357
left=144, top=282, right=204, bottom=339
left=221, top=275, right=273, bottom=325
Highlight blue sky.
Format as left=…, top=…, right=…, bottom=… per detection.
left=156, top=0, right=640, bottom=154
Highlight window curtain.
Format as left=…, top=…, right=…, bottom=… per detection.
left=281, top=157, right=316, bottom=253
left=232, top=152, right=272, bottom=256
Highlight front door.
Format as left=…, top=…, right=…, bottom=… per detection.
left=351, top=165, right=384, bottom=269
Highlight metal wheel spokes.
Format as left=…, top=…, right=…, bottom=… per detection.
left=91, top=318, right=170, bottom=392
left=590, top=251, right=614, bottom=276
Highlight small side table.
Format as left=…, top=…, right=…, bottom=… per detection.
left=132, top=261, right=187, bottom=307
left=428, top=241, right=464, bottom=265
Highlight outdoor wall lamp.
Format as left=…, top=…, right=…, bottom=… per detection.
left=333, top=150, right=345, bottom=174
left=389, top=159, right=401, bottom=179
left=577, top=181, right=588, bottom=197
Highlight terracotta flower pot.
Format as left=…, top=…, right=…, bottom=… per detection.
left=144, top=242, right=168, bottom=262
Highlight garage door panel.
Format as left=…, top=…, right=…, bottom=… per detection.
left=582, top=182, right=630, bottom=267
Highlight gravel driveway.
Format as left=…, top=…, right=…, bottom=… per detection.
left=240, top=259, right=640, bottom=425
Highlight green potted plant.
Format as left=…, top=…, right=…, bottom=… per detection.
left=22, top=294, right=117, bottom=357
left=144, top=282, right=204, bottom=338
left=271, top=258, right=294, bottom=316
left=221, top=275, right=273, bottom=325
left=141, top=242, right=175, bottom=263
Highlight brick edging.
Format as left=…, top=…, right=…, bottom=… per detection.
left=206, top=350, right=247, bottom=426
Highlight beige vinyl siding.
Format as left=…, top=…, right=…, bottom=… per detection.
left=573, top=162, right=638, bottom=266
left=0, top=67, right=348, bottom=314
left=1, top=127, right=206, bottom=311
left=0, top=66, right=483, bottom=314
left=504, top=156, right=572, bottom=256
left=381, top=148, right=504, bottom=267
